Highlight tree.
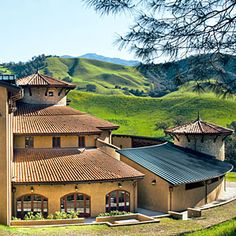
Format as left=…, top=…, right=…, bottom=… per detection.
left=85, top=0, right=236, bottom=95
left=86, top=84, right=97, bottom=92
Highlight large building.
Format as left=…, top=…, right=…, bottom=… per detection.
left=0, top=73, right=233, bottom=225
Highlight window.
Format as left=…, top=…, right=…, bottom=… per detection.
left=16, top=194, right=48, bottom=219
left=106, top=190, right=130, bottom=212
left=52, top=137, right=61, bottom=148
left=60, top=193, right=90, bottom=217
left=185, top=181, right=205, bottom=190
left=78, top=136, right=85, bottom=148
left=25, top=136, right=34, bottom=148
left=48, top=91, right=54, bottom=97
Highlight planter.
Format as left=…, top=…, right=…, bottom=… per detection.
left=10, top=218, right=85, bottom=226
left=96, top=213, right=159, bottom=226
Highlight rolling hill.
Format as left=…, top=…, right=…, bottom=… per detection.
left=69, top=84, right=236, bottom=137
left=42, top=57, right=149, bottom=95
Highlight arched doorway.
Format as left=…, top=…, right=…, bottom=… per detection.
left=106, top=190, right=130, bottom=212
left=60, top=193, right=90, bottom=217
left=16, top=194, right=48, bottom=219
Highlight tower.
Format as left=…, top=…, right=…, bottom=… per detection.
left=16, top=72, right=76, bottom=105
left=165, top=116, right=233, bottom=161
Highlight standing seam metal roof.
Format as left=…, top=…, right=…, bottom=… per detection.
left=117, top=143, right=233, bottom=185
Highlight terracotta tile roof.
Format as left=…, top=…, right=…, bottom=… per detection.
left=12, top=148, right=144, bottom=183
left=15, top=103, right=85, bottom=116
left=16, top=72, right=76, bottom=88
left=13, top=103, right=119, bottom=134
left=165, top=118, right=233, bottom=135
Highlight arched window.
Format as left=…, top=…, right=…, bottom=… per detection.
left=60, top=193, right=90, bottom=217
left=16, top=194, right=48, bottom=219
left=106, top=190, right=130, bottom=212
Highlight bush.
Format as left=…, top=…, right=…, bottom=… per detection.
left=62, top=76, right=73, bottom=83
left=86, top=84, right=97, bottom=92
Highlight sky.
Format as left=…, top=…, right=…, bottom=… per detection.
left=0, top=0, right=136, bottom=63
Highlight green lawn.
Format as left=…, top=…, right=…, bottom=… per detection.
left=69, top=85, right=236, bottom=137
left=186, top=219, right=236, bottom=236
left=226, top=172, right=236, bottom=182
left=1, top=199, right=236, bottom=235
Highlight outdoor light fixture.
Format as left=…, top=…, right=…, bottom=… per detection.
left=75, top=185, right=78, bottom=192
left=169, top=186, right=174, bottom=192
left=118, top=183, right=122, bottom=188
left=151, top=180, right=157, bottom=185
left=12, top=186, right=16, bottom=193
left=30, top=186, right=34, bottom=193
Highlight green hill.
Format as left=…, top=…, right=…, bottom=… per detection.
left=43, top=57, right=149, bottom=95
left=69, top=85, right=236, bottom=137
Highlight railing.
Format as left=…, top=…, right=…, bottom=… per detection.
left=0, top=74, right=16, bottom=83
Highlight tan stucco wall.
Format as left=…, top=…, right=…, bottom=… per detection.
left=21, top=87, right=67, bottom=106
left=13, top=181, right=137, bottom=217
left=174, top=134, right=225, bottom=161
left=112, top=136, right=132, bottom=149
left=0, top=87, right=12, bottom=225
left=99, top=131, right=111, bottom=143
left=121, top=154, right=225, bottom=213
left=120, top=155, right=170, bottom=212
left=14, top=135, right=97, bottom=149
left=172, top=178, right=224, bottom=211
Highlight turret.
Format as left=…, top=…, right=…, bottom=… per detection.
left=165, top=116, right=233, bottom=161
left=16, top=72, right=76, bottom=105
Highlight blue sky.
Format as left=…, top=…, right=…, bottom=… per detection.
left=0, top=0, right=135, bottom=63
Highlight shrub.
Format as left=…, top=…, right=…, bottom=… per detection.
left=47, top=214, right=54, bottom=220
left=24, top=212, right=35, bottom=220
left=62, top=76, right=73, bottom=83
left=86, top=84, right=97, bottom=92
left=34, top=213, right=44, bottom=220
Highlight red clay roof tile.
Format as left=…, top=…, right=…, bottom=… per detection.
left=17, top=72, right=76, bottom=88
left=12, top=148, right=144, bottom=183
left=165, top=118, right=233, bottom=135
left=13, top=103, right=119, bottom=135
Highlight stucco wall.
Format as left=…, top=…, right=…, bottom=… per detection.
left=0, top=87, right=12, bottom=225
left=112, top=136, right=132, bottom=149
left=14, top=135, right=97, bottom=149
left=121, top=155, right=225, bottom=213
left=174, top=134, right=225, bottom=161
left=172, top=177, right=224, bottom=211
left=120, top=155, right=170, bottom=212
left=20, top=87, right=67, bottom=105
left=13, top=181, right=137, bottom=217
left=99, top=131, right=111, bottom=143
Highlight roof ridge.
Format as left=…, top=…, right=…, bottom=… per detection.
left=27, top=73, right=38, bottom=85
left=197, top=120, right=204, bottom=133
left=38, top=73, right=50, bottom=85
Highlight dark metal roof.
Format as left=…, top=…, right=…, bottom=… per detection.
left=117, top=143, right=233, bottom=185
left=0, top=81, right=21, bottom=93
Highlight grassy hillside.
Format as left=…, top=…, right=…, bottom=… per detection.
left=69, top=85, right=236, bottom=137
left=44, top=57, right=149, bottom=95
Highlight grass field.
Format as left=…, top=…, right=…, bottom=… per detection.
left=226, top=172, right=236, bottom=182
left=186, top=219, right=236, bottom=236
left=44, top=57, right=150, bottom=95
left=69, top=85, right=236, bottom=137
